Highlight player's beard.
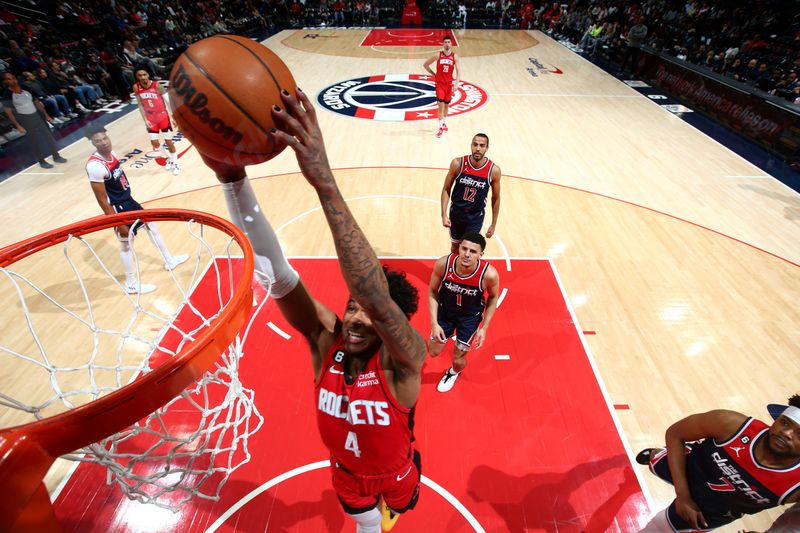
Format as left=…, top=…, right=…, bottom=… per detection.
left=766, top=432, right=796, bottom=458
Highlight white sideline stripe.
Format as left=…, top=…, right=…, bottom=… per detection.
left=422, top=474, right=485, bottom=533
left=491, top=93, right=641, bottom=98
left=267, top=321, right=291, bottom=340
left=548, top=258, right=655, bottom=510
left=497, top=287, right=508, bottom=308
left=19, top=172, right=66, bottom=175
left=50, top=460, right=81, bottom=502
left=494, top=354, right=510, bottom=360
left=204, top=460, right=486, bottom=533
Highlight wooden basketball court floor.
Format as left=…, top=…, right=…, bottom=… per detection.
left=1, top=29, right=798, bottom=532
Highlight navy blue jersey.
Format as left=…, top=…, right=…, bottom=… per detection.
left=436, top=253, right=489, bottom=315
left=86, top=151, right=133, bottom=205
left=449, top=155, right=494, bottom=220
left=648, top=418, right=800, bottom=527
left=687, top=418, right=800, bottom=513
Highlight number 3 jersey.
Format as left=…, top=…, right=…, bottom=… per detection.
left=316, top=335, right=416, bottom=476
left=685, top=418, right=800, bottom=516
left=449, top=155, right=494, bottom=220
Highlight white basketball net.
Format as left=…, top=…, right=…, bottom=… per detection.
left=0, top=217, right=265, bottom=510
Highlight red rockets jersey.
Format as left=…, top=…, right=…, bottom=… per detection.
left=435, top=51, right=456, bottom=84
left=688, top=418, right=800, bottom=513
left=315, top=336, right=416, bottom=476
left=134, top=81, right=169, bottom=123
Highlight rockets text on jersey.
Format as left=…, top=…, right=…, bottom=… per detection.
left=134, top=82, right=169, bottom=122
left=315, top=340, right=415, bottom=475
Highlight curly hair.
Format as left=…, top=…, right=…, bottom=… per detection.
left=788, top=394, right=800, bottom=408
left=383, top=265, right=419, bottom=318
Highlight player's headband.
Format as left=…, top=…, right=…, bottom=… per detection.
left=768, top=404, right=800, bottom=426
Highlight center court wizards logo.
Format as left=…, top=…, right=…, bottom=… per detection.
left=317, top=74, right=488, bottom=121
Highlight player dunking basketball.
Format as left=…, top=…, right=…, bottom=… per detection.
left=133, top=67, right=180, bottom=176
left=424, top=35, right=460, bottom=138
left=428, top=232, right=500, bottom=392
left=85, top=126, right=188, bottom=294
left=201, top=89, right=427, bottom=533
left=442, top=133, right=502, bottom=253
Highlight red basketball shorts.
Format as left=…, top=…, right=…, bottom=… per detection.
left=436, top=82, right=454, bottom=103
left=147, top=115, right=172, bottom=133
left=331, top=450, right=421, bottom=514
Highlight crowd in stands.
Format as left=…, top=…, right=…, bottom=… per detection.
left=0, top=0, right=273, bottom=146
left=1, top=0, right=798, bottom=150
left=543, top=1, right=799, bottom=104
left=427, top=0, right=798, bottom=104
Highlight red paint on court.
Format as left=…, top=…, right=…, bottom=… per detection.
left=361, top=29, right=458, bottom=47
left=53, top=258, right=648, bottom=532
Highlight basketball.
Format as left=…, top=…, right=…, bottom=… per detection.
left=168, top=35, right=296, bottom=165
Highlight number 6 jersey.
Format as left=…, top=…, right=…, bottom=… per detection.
left=315, top=336, right=416, bottom=476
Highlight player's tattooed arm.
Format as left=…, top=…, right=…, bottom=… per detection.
left=272, top=89, right=426, bottom=371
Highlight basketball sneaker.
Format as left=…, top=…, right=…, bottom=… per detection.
left=436, top=126, right=444, bottom=138
left=442, top=123, right=448, bottom=132
left=635, top=448, right=664, bottom=465
left=172, top=162, right=181, bottom=176
left=124, top=282, right=157, bottom=295
left=380, top=500, right=399, bottom=531
left=437, top=368, right=460, bottom=392
left=165, top=159, right=173, bottom=171
left=164, top=254, right=189, bottom=271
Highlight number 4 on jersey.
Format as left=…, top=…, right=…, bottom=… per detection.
left=345, top=431, right=361, bottom=457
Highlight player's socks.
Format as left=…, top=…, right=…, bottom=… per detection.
left=145, top=223, right=183, bottom=269
left=380, top=500, right=399, bottom=531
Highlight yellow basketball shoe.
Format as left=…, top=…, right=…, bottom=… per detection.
left=380, top=500, right=399, bottom=531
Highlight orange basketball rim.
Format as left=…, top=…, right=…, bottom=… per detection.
left=0, top=209, right=254, bottom=533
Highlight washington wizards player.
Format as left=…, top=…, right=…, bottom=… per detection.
left=427, top=232, right=500, bottom=392
left=85, top=126, right=188, bottom=294
left=636, top=394, right=800, bottom=532
left=441, top=133, right=502, bottom=254
left=201, top=88, right=427, bottom=532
